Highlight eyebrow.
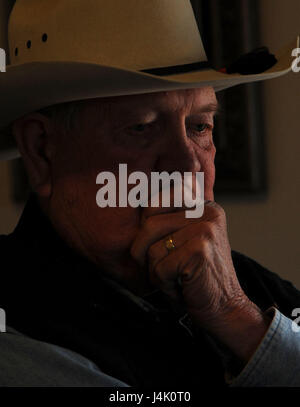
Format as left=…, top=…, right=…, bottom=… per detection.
left=195, top=102, right=220, bottom=115
left=108, top=100, right=221, bottom=127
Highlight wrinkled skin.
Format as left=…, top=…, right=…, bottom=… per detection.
left=13, top=88, right=271, bottom=363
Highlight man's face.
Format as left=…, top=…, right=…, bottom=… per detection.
left=48, top=87, right=218, bottom=285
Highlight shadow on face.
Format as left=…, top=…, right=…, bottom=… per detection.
left=13, top=87, right=218, bottom=290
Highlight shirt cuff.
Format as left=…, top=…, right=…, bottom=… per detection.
left=230, top=307, right=300, bottom=386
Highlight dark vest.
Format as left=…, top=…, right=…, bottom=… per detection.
left=1, top=195, right=300, bottom=387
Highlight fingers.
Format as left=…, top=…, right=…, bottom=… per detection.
left=141, top=185, right=195, bottom=220
left=147, top=235, right=209, bottom=299
left=146, top=221, right=214, bottom=271
left=131, top=200, right=226, bottom=266
left=131, top=210, right=201, bottom=265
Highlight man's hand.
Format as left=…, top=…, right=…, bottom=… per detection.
left=131, top=201, right=272, bottom=363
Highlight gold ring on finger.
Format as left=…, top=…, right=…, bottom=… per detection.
left=165, top=235, right=176, bottom=253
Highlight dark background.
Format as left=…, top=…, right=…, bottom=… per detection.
left=191, top=0, right=266, bottom=198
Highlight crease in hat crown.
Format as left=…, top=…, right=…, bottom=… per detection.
left=9, top=0, right=208, bottom=70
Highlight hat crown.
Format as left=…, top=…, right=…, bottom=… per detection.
left=8, top=0, right=207, bottom=69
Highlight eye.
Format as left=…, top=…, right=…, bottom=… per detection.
left=187, top=122, right=212, bottom=136
left=192, top=123, right=210, bottom=133
left=126, top=122, right=156, bottom=137
left=130, top=123, right=148, bottom=133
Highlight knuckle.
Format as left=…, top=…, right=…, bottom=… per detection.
left=179, top=241, right=208, bottom=279
left=193, top=237, right=211, bottom=255
left=181, top=264, right=195, bottom=281
left=203, top=222, right=216, bottom=240
left=206, top=201, right=226, bottom=223
left=195, top=221, right=216, bottom=241
left=214, top=202, right=226, bottom=218
left=186, top=236, right=210, bottom=257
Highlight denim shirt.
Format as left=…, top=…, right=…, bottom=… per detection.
left=230, top=307, right=300, bottom=386
left=0, top=326, right=128, bottom=387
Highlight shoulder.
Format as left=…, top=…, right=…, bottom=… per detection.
left=0, top=327, right=128, bottom=387
left=232, top=250, right=300, bottom=318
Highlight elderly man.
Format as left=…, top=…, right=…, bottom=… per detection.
left=0, top=0, right=300, bottom=387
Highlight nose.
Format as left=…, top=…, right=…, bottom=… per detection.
left=155, top=117, right=201, bottom=174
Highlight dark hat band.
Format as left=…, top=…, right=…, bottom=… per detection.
left=141, top=60, right=211, bottom=76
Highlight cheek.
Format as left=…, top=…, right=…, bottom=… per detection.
left=83, top=206, right=142, bottom=254
left=48, top=127, right=159, bottom=257
left=199, top=146, right=216, bottom=200
left=50, top=163, right=143, bottom=257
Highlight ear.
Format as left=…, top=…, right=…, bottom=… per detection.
left=12, top=113, right=55, bottom=199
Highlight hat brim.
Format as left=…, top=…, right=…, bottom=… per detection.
left=0, top=36, right=298, bottom=160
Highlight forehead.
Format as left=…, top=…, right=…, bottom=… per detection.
left=84, top=87, right=217, bottom=117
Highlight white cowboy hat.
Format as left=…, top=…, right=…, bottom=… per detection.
left=0, top=0, right=298, bottom=160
